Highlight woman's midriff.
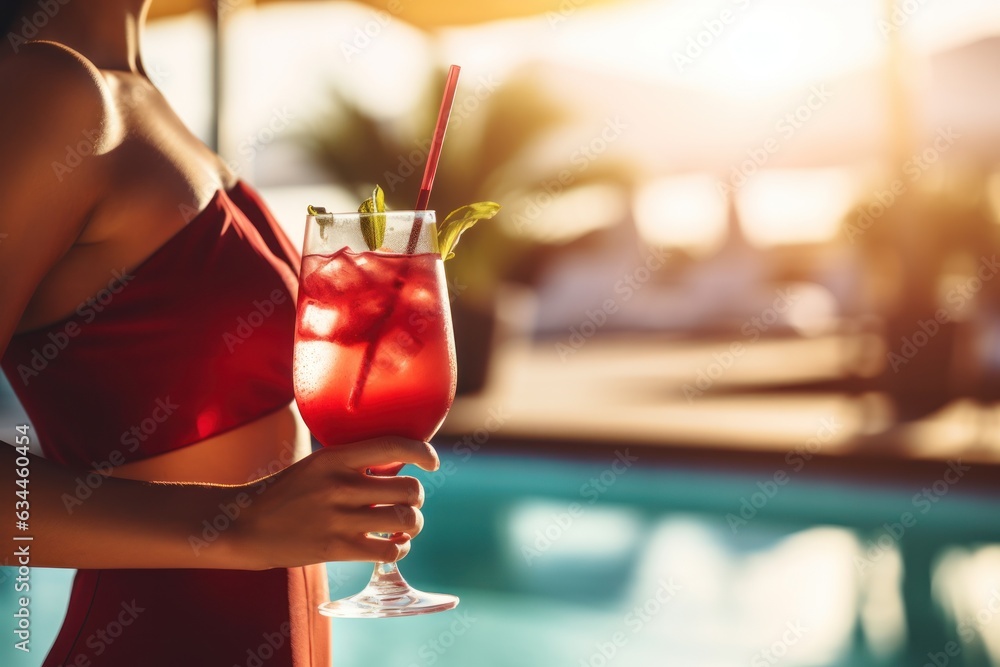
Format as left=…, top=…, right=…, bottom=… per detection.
left=109, top=403, right=311, bottom=484
left=42, top=404, right=333, bottom=667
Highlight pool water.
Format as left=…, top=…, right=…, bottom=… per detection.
left=2, top=449, right=998, bottom=666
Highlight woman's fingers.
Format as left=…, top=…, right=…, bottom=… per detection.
left=331, top=436, right=440, bottom=473
left=368, top=505, right=424, bottom=536
left=361, top=533, right=412, bottom=563
left=328, top=533, right=413, bottom=563
left=340, top=505, right=424, bottom=537
left=364, top=535, right=410, bottom=563
left=325, top=533, right=411, bottom=563
left=246, top=437, right=437, bottom=568
left=332, top=475, right=423, bottom=509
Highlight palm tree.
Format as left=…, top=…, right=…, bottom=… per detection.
left=302, top=65, right=635, bottom=391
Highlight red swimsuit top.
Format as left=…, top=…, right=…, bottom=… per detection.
left=1, top=181, right=299, bottom=468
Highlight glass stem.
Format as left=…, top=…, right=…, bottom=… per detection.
left=366, top=560, right=411, bottom=596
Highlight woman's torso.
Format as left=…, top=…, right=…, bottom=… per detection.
left=11, top=45, right=307, bottom=482
left=1, top=40, right=330, bottom=667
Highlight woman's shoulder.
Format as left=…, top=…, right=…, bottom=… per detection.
left=0, top=39, right=105, bottom=92
left=0, top=40, right=114, bottom=150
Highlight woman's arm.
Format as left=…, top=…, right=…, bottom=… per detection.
left=0, top=436, right=436, bottom=570
left=0, top=44, right=435, bottom=571
left=0, top=42, right=111, bottom=354
left=0, top=439, right=244, bottom=569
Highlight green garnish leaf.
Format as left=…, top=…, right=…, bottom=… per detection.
left=358, top=185, right=387, bottom=251
left=437, top=202, right=501, bottom=260
left=308, top=205, right=328, bottom=239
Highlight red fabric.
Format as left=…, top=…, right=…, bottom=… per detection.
left=2, top=181, right=300, bottom=467
left=41, top=565, right=331, bottom=667
left=1, top=182, right=332, bottom=665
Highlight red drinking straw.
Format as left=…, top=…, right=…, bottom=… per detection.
left=348, top=66, right=463, bottom=411
left=407, top=64, right=462, bottom=253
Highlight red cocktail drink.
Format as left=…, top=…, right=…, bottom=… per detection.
left=294, top=250, right=456, bottom=474
left=291, top=208, right=463, bottom=617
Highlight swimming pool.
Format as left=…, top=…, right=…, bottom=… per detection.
left=3, top=446, right=999, bottom=666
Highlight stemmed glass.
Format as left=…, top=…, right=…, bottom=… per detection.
left=292, top=209, right=459, bottom=617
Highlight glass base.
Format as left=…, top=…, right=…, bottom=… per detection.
left=318, top=562, right=459, bottom=618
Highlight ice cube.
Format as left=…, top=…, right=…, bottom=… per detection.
left=405, top=285, right=440, bottom=319
left=297, top=302, right=338, bottom=340
left=371, top=324, right=425, bottom=374
left=324, top=286, right=390, bottom=345
left=331, top=255, right=405, bottom=344
left=355, top=253, right=403, bottom=292
left=301, top=252, right=366, bottom=302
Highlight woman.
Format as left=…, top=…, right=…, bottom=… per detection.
left=0, top=1, right=435, bottom=664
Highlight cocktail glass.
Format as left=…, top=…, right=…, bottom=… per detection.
left=293, top=209, right=459, bottom=618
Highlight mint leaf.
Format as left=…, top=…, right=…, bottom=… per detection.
left=437, top=202, right=500, bottom=260
left=358, top=185, right=386, bottom=251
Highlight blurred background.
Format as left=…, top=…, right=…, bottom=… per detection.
left=4, top=0, right=1000, bottom=665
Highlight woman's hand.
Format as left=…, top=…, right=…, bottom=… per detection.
left=233, top=436, right=439, bottom=570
